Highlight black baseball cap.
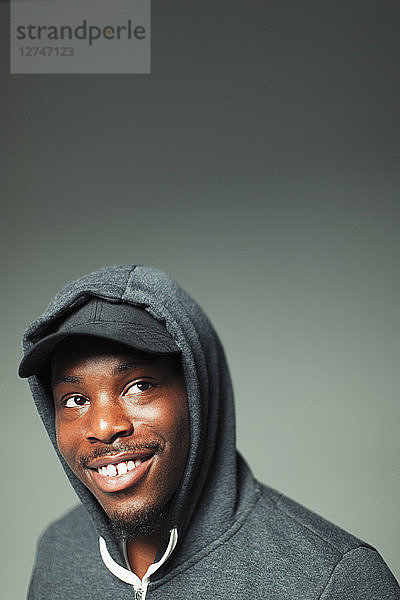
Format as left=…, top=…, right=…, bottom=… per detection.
left=19, top=298, right=179, bottom=378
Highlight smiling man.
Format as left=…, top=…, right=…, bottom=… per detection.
left=20, top=265, right=400, bottom=599
left=51, top=335, right=189, bottom=579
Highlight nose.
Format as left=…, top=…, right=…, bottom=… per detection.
left=86, top=396, right=134, bottom=444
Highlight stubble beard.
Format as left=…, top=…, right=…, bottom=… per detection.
left=78, top=442, right=170, bottom=540
left=107, top=499, right=170, bottom=541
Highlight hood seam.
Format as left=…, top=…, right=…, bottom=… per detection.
left=122, top=265, right=140, bottom=302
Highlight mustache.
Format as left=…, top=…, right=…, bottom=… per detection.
left=78, top=441, right=162, bottom=469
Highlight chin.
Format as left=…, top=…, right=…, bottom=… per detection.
left=107, top=501, right=169, bottom=541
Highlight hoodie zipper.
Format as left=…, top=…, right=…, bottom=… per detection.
left=99, top=529, right=178, bottom=599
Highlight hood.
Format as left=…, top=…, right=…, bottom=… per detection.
left=21, top=265, right=249, bottom=572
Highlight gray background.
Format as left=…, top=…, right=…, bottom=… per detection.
left=1, top=1, right=399, bottom=597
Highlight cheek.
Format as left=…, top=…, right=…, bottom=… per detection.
left=144, top=394, right=189, bottom=454
left=54, top=417, right=79, bottom=468
left=167, top=399, right=190, bottom=459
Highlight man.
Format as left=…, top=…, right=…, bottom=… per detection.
left=19, top=264, right=399, bottom=599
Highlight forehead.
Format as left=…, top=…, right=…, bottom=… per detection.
left=50, top=336, right=181, bottom=378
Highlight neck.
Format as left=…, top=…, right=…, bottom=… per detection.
left=126, top=532, right=161, bottom=580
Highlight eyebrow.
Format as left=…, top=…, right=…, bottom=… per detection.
left=52, top=374, right=82, bottom=386
left=112, top=360, right=152, bottom=376
left=52, top=359, right=153, bottom=387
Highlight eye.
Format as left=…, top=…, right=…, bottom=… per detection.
left=124, top=381, right=154, bottom=395
left=63, top=395, right=90, bottom=408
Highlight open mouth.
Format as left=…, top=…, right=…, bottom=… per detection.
left=86, top=451, right=156, bottom=493
left=96, top=457, right=149, bottom=477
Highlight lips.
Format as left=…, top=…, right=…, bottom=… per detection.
left=85, top=451, right=156, bottom=493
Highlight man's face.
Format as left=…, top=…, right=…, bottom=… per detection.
left=51, top=337, right=189, bottom=534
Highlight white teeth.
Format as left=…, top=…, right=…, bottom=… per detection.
left=97, top=458, right=146, bottom=476
left=106, top=464, right=117, bottom=476
left=97, top=458, right=143, bottom=477
left=117, top=462, right=127, bottom=476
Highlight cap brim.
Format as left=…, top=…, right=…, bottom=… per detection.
left=19, top=323, right=179, bottom=378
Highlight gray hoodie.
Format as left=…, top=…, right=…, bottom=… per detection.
left=21, top=265, right=399, bottom=599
